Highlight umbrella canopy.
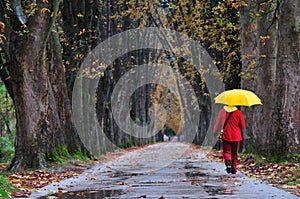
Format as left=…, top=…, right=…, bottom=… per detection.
left=214, top=89, right=262, bottom=106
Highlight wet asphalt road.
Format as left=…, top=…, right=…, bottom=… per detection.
left=28, top=142, right=299, bottom=199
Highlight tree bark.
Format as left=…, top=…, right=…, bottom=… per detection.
left=48, top=27, right=89, bottom=155
left=241, top=0, right=300, bottom=155
left=3, top=0, right=61, bottom=171
left=273, top=0, right=300, bottom=155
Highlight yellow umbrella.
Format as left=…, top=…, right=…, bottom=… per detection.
left=214, top=89, right=262, bottom=106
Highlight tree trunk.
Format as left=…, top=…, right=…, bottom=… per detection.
left=273, top=0, right=300, bottom=155
left=241, top=0, right=300, bottom=155
left=240, top=0, right=275, bottom=154
left=60, top=0, right=99, bottom=101
left=4, top=0, right=61, bottom=171
left=8, top=38, right=55, bottom=171
left=48, top=27, right=89, bottom=155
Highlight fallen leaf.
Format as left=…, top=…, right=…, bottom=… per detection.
left=87, top=190, right=98, bottom=193
left=68, top=192, right=74, bottom=196
left=11, top=179, right=21, bottom=183
left=282, top=185, right=298, bottom=189
left=76, top=191, right=84, bottom=196
left=57, top=190, right=63, bottom=197
left=222, top=189, right=233, bottom=194
left=12, top=191, right=29, bottom=198
left=126, top=188, right=136, bottom=192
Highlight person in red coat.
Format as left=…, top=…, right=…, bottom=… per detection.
left=214, top=105, right=246, bottom=174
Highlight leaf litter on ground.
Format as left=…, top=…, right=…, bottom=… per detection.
left=206, top=149, right=300, bottom=197
left=1, top=144, right=299, bottom=197
left=0, top=144, right=151, bottom=198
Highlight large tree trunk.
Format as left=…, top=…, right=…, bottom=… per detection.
left=60, top=0, right=99, bottom=101
left=3, top=0, right=61, bottom=171
left=240, top=0, right=276, bottom=154
left=48, top=27, right=89, bottom=155
left=8, top=35, right=55, bottom=171
left=273, top=0, right=300, bottom=155
left=241, top=0, right=300, bottom=155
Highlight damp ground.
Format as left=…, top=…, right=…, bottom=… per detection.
left=25, top=142, right=298, bottom=199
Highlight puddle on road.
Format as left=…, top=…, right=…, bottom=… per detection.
left=203, top=185, right=233, bottom=196
left=112, top=171, right=143, bottom=177
left=185, top=171, right=207, bottom=177
left=38, top=189, right=124, bottom=199
left=184, top=164, right=198, bottom=169
left=184, top=164, right=208, bottom=170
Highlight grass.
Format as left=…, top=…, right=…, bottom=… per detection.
left=288, top=179, right=300, bottom=186
left=0, top=136, right=15, bottom=163
left=0, top=175, right=17, bottom=198
left=47, top=145, right=73, bottom=164
left=74, top=149, right=90, bottom=162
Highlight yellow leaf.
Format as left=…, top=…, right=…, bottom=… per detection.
left=40, top=8, right=50, bottom=14
left=10, top=179, right=21, bottom=184
left=78, top=29, right=86, bottom=36
left=77, top=13, right=84, bottom=17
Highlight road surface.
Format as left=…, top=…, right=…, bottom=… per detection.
left=29, top=142, right=299, bottom=199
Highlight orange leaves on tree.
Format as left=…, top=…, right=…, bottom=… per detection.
left=21, top=24, right=27, bottom=29
left=0, top=21, right=5, bottom=32
left=78, top=28, right=87, bottom=36
left=40, top=8, right=50, bottom=14
left=226, top=1, right=248, bottom=9
left=73, top=53, right=84, bottom=60
left=260, top=35, right=270, bottom=47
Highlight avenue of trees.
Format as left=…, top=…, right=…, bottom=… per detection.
left=0, top=0, right=299, bottom=171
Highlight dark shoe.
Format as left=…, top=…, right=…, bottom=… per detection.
left=231, top=170, right=237, bottom=174
left=225, top=160, right=232, bottom=174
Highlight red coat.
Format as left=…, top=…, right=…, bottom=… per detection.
left=214, top=108, right=246, bottom=142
